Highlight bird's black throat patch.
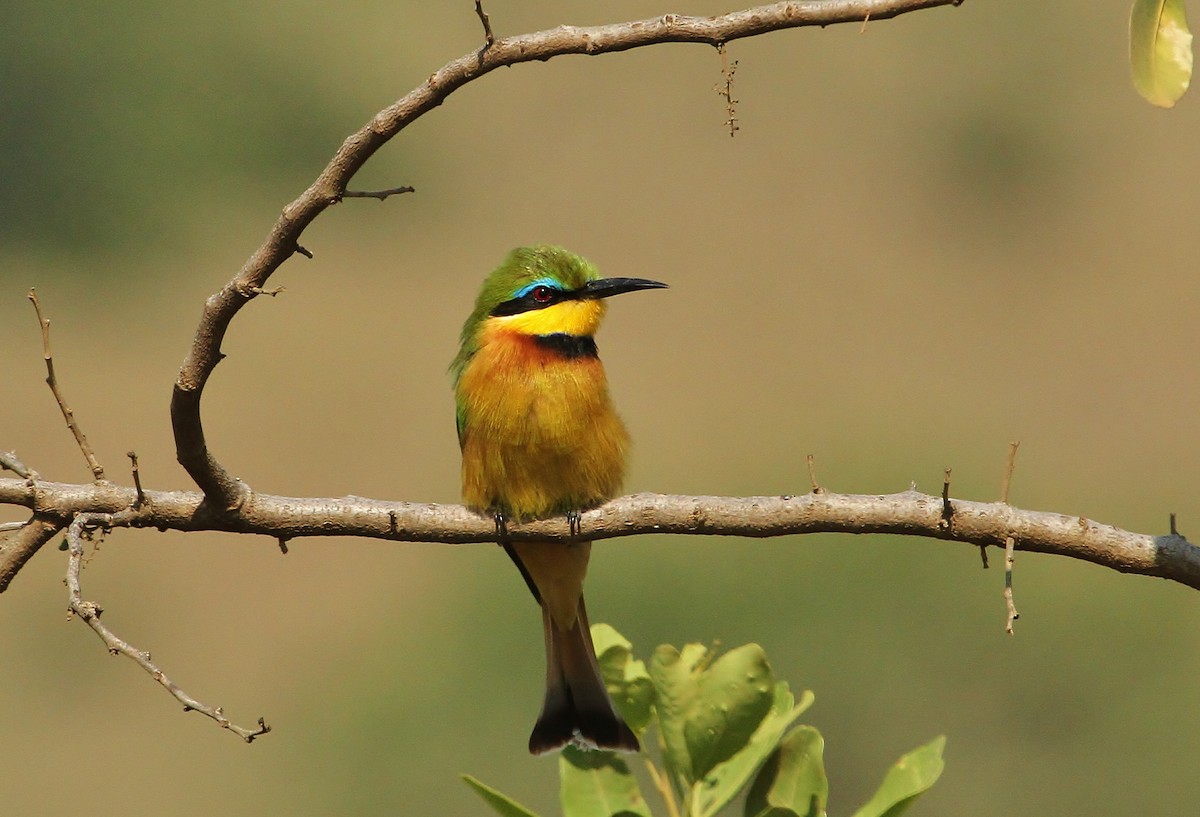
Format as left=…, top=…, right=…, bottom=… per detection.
left=533, top=333, right=598, bottom=359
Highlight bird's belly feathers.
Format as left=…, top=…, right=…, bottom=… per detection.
left=457, top=335, right=629, bottom=519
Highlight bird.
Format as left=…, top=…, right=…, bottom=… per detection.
left=451, top=245, right=666, bottom=754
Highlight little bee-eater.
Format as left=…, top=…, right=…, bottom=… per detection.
left=451, top=245, right=666, bottom=754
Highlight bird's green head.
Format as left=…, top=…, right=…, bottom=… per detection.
left=452, top=245, right=666, bottom=374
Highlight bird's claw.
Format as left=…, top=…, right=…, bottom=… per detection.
left=567, top=509, right=582, bottom=539
left=493, top=510, right=509, bottom=542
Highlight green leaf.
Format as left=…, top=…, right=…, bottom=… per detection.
left=560, top=745, right=652, bottom=817
left=684, top=643, right=775, bottom=781
left=648, top=642, right=709, bottom=787
left=696, top=683, right=815, bottom=817
left=744, top=726, right=827, bottom=817
left=1131, top=0, right=1193, bottom=107
left=592, top=624, right=656, bottom=735
left=849, top=736, right=946, bottom=817
left=461, top=774, right=545, bottom=817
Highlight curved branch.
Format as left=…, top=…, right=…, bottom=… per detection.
left=169, top=0, right=964, bottom=507
left=2, top=476, right=1195, bottom=591
left=64, top=511, right=270, bottom=742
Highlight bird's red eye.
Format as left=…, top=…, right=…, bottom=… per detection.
left=531, top=286, right=554, bottom=303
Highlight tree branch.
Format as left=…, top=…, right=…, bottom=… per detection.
left=0, top=515, right=64, bottom=592
left=28, top=290, right=105, bottom=481
left=64, top=511, right=270, bottom=742
left=3, top=476, right=1196, bottom=591
left=169, top=0, right=964, bottom=508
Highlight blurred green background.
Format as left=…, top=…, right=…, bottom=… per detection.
left=3, top=1, right=1199, bottom=815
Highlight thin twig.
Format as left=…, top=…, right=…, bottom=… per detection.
left=806, top=454, right=822, bottom=494
left=940, top=467, right=957, bottom=530
left=997, top=442, right=1022, bottom=625
left=127, top=451, right=146, bottom=507
left=341, top=185, right=416, bottom=201
left=0, top=521, right=26, bottom=532
left=64, top=511, right=270, bottom=743
left=645, top=758, right=683, bottom=817
left=0, top=450, right=39, bottom=481
left=247, top=285, right=285, bottom=297
left=714, top=43, right=740, bottom=137
left=1004, top=535, right=1019, bottom=634
left=474, top=0, right=495, bottom=47
left=28, top=290, right=105, bottom=481
left=999, top=440, right=1020, bottom=504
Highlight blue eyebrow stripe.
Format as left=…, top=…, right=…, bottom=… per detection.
left=513, top=277, right=565, bottom=299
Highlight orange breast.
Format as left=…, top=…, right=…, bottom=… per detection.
left=456, top=327, right=629, bottom=520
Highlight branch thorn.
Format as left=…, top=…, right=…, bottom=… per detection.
left=127, top=451, right=146, bottom=508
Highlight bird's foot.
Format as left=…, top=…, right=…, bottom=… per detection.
left=566, top=509, right=582, bottom=540
left=492, top=510, right=509, bottom=542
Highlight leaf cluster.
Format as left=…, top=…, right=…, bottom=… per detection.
left=463, top=626, right=944, bottom=817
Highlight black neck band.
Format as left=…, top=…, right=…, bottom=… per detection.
left=533, top=333, right=598, bottom=359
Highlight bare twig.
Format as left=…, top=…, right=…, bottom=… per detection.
left=1004, top=535, right=1019, bottom=634
left=806, top=454, right=822, bottom=494
left=645, top=757, right=683, bottom=817
left=64, top=511, right=270, bottom=743
left=715, top=43, right=740, bottom=137
left=341, top=185, right=416, bottom=201
left=0, top=450, right=39, bottom=481
left=997, top=442, right=1021, bottom=627
left=474, top=0, right=495, bottom=47
left=169, top=0, right=963, bottom=512
left=27, top=290, right=105, bottom=481
left=247, top=285, right=285, bottom=297
left=127, top=451, right=146, bottom=507
left=940, top=467, right=956, bottom=527
left=999, top=440, right=1020, bottom=504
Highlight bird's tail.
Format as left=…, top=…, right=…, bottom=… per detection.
left=528, top=593, right=640, bottom=755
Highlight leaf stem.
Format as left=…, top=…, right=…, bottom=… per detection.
left=644, top=758, right=682, bottom=817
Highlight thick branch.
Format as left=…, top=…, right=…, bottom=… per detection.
left=2, top=477, right=1195, bottom=591
left=169, top=0, right=962, bottom=509
left=0, top=515, right=64, bottom=591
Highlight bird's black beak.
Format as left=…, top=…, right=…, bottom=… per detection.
left=578, top=277, right=669, bottom=300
